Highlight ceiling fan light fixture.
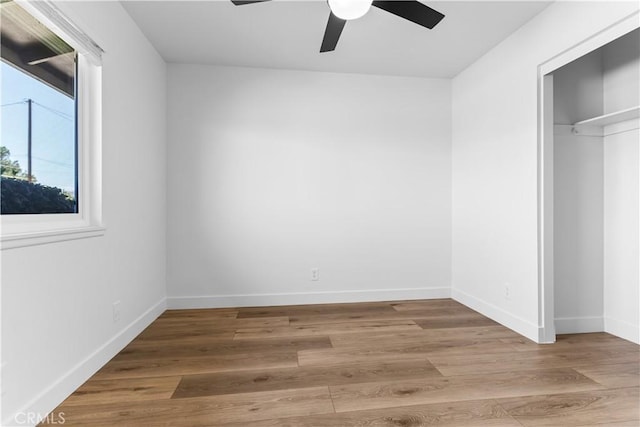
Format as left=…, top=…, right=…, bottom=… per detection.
left=327, top=0, right=373, bottom=20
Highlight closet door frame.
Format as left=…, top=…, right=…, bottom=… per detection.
left=537, top=11, right=639, bottom=343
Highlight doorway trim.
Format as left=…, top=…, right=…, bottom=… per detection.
left=537, top=11, right=640, bottom=343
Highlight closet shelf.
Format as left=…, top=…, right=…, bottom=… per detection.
left=574, top=105, right=640, bottom=128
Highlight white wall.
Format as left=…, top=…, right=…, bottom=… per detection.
left=552, top=49, right=605, bottom=333
left=553, top=132, right=604, bottom=333
left=1, top=2, right=167, bottom=425
left=553, top=50, right=603, bottom=125
left=604, top=130, right=639, bottom=343
left=603, top=29, right=640, bottom=343
left=167, top=65, right=451, bottom=308
left=603, top=28, right=640, bottom=114
left=451, top=1, right=639, bottom=341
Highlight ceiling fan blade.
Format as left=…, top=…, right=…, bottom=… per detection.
left=372, top=0, right=444, bottom=29
left=320, top=12, right=346, bottom=53
left=231, top=0, right=270, bottom=5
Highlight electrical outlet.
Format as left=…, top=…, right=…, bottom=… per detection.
left=113, top=300, right=121, bottom=322
left=504, top=283, right=511, bottom=301
left=311, top=268, right=320, bottom=281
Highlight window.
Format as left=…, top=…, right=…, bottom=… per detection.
left=1, top=2, right=77, bottom=214
left=0, top=0, right=103, bottom=248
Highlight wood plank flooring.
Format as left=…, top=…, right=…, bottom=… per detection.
left=43, top=299, right=639, bottom=426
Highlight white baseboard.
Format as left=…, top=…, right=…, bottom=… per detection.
left=555, top=316, right=604, bottom=334
left=167, top=287, right=451, bottom=309
left=605, top=316, right=640, bottom=344
left=451, top=288, right=541, bottom=343
left=3, top=298, right=166, bottom=427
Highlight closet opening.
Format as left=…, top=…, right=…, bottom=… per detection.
left=538, top=18, right=639, bottom=344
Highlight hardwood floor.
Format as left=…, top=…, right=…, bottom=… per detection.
left=44, top=299, right=639, bottom=426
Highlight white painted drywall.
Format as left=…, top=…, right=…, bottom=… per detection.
left=1, top=2, right=167, bottom=425
left=551, top=49, right=605, bottom=334
left=603, top=28, right=640, bottom=114
left=604, top=130, right=639, bottom=343
left=603, top=29, right=640, bottom=343
left=552, top=132, right=604, bottom=333
left=166, top=65, right=451, bottom=307
left=552, top=50, right=603, bottom=125
left=451, top=1, right=639, bottom=341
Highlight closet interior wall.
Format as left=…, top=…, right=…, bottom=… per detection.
left=552, top=29, right=639, bottom=342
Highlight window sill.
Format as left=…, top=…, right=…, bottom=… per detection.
left=1, top=225, right=105, bottom=250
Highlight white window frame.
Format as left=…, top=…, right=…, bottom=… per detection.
left=0, top=0, right=104, bottom=250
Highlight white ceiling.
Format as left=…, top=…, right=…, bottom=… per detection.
left=122, top=0, right=551, bottom=78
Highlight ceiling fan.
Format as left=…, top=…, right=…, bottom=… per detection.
left=230, top=0, right=445, bottom=53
